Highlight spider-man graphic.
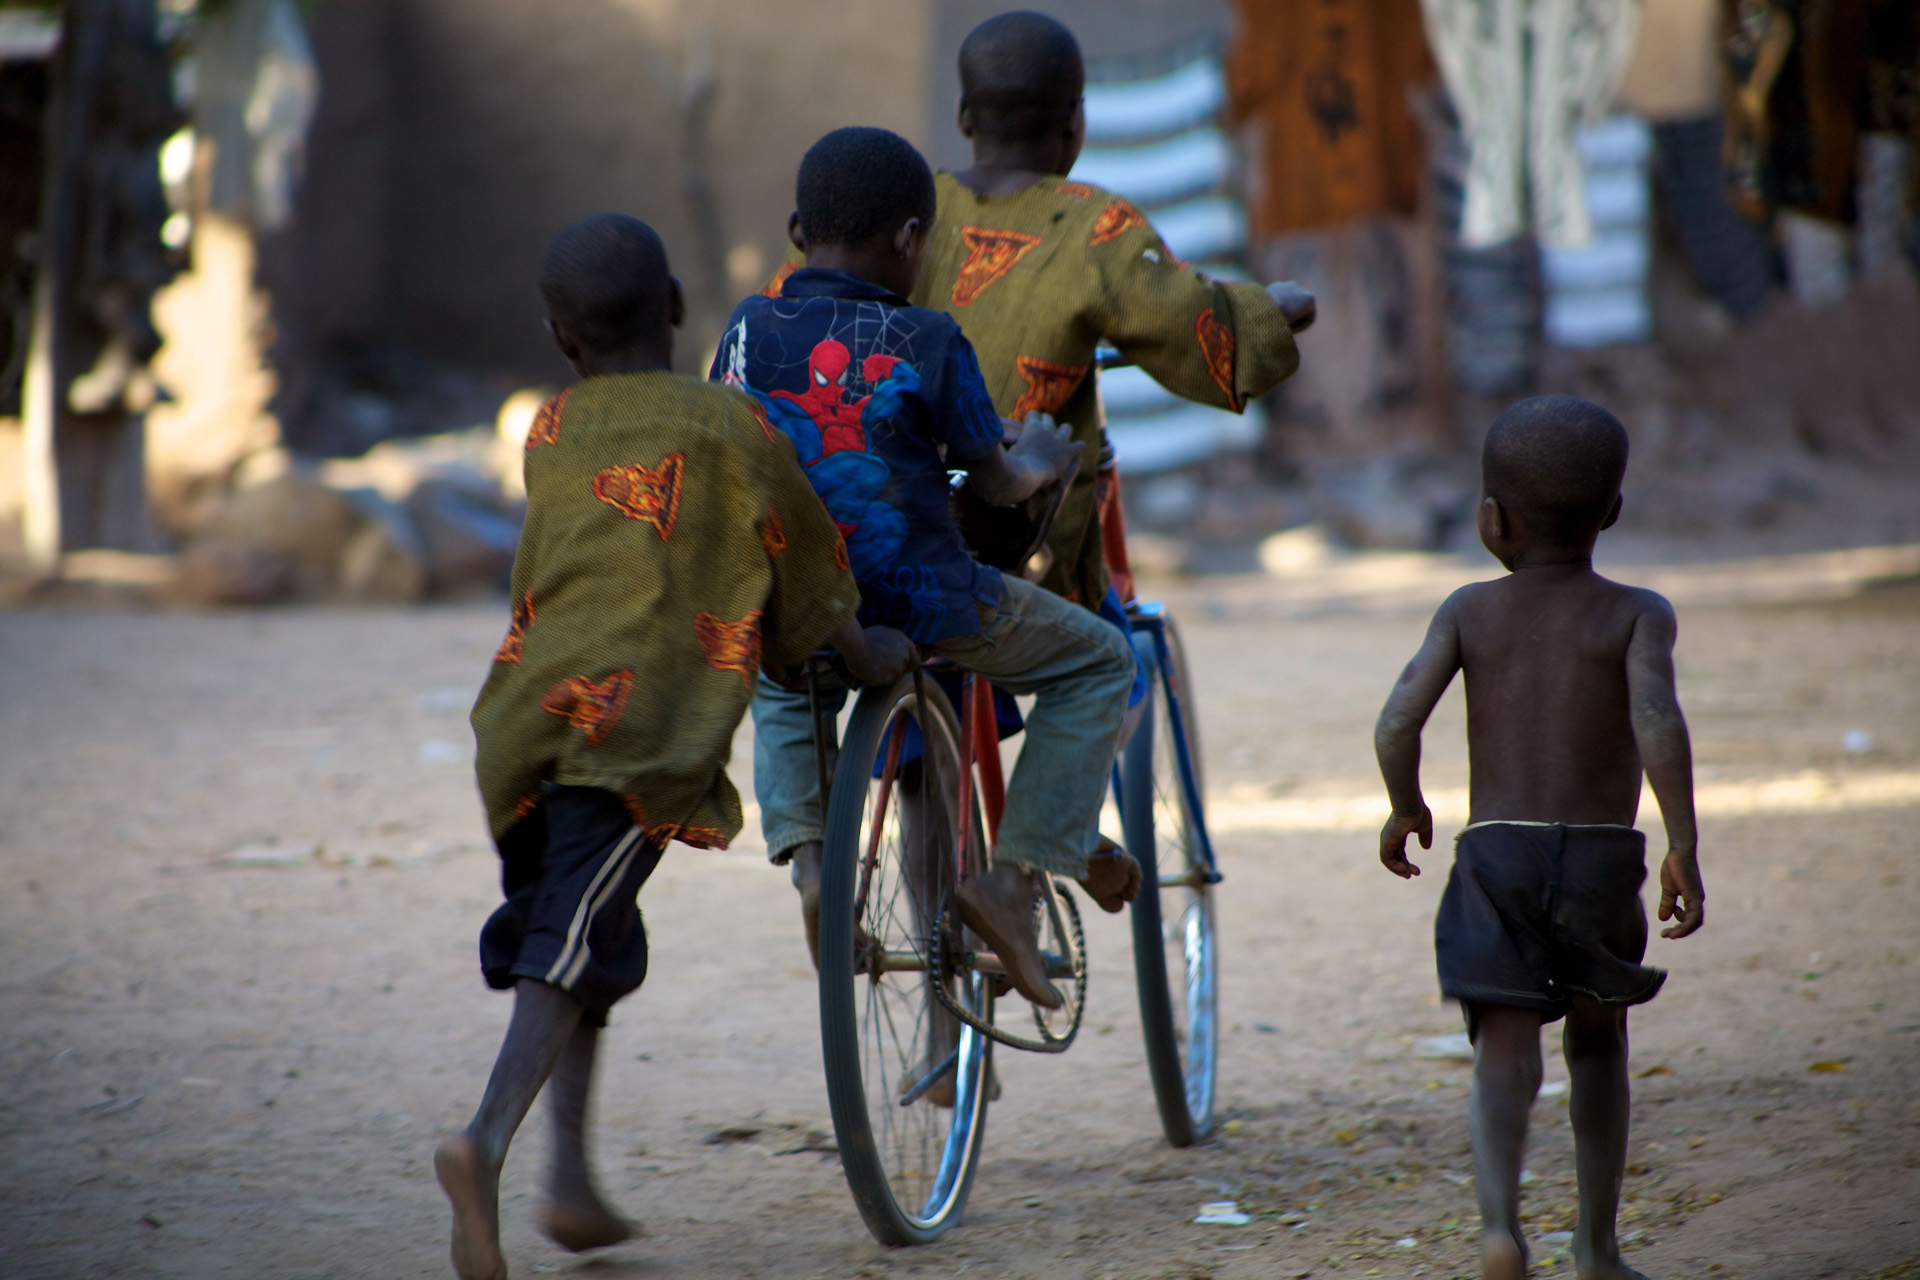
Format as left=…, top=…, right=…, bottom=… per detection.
left=744, top=337, right=916, bottom=587
left=712, top=279, right=1000, bottom=644
left=768, top=339, right=904, bottom=458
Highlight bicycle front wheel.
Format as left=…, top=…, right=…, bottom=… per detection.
left=818, top=672, right=993, bottom=1245
left=1121, top=619, right=1219, bottom=1147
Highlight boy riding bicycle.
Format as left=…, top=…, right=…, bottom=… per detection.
left=712, top=127, right=1141, bottom=1010
left=768, top=12, right=1317, bottom=617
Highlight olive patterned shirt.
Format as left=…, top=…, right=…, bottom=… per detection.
left=471, top=371, right=858, bottom=850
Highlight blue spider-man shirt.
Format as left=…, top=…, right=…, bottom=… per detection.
left=711, top=268, right=1005, bottom=643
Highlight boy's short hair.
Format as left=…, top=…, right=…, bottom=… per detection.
left=959, top=11, right=1084, bottom=142
left=540, top=213, right=672, bottom=352
left=1482, top=395, right=1630, bottom=542
left=795, top=127, right=937, bottom=248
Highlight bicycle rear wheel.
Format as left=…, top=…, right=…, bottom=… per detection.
left=1121, top=618, right=1219, bottom=1147
left=818, top=672, right=993, bottom=1245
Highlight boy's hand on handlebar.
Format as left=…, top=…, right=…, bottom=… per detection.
left=1266, top=280, right=1317, bottom=333
left=1005, top=412, right=1081, bottom=483
left=966, top=414, right=1079, bottom=505
left=832, top=619, right=919, bottom=686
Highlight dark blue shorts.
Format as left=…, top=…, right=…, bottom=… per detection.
left=1437, top=821, right=1665, bottom=1027
left=481, top=785, right=664, bottom=1025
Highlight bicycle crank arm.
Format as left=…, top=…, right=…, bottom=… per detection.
left=866, top=948, right=1073, bottom=980
left=1157, top=867, right=1225, bottom=890
left=897, top=1046, right=961, bottom=1107
left=963, top=950, right=1078, bottom=980
left=873, top=949, right=929, bottom=974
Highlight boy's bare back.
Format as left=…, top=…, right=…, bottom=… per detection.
left=1447, top=568, right=1676, bottom=827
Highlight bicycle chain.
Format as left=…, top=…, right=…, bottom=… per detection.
left=926, top=881, right=1087, bottom=1055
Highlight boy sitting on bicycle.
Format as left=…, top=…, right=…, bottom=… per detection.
left=438, top=214, right=913, bottom=1280
left=712, top=126, right=1141, bottom=1010
left=767, top=12, right=1316, bottom=617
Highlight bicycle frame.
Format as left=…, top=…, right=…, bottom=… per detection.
left=1118, top=602, right=1220, bottom=884
left=955, top=673, right=1007, bottom=870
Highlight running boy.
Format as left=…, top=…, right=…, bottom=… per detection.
left=437, top=214, right=910, bottom=1280
left=1373, top=396, right=1707, bottom=1280
left=768, top=11, right=1316, bottom=611
left=713, top=127, right=1139, bottom=1010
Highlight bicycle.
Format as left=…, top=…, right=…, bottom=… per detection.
left=809, top=442, right=1221, bottom=1246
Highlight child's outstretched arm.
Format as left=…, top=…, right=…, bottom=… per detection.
left=1625, top=595, right=1705, bottom=938
left=1373, top=595, right=1463, bottom=878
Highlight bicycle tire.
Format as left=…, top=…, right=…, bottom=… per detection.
left=1121, top=620, right=1219, bottom=1147
left=818, top=673, right=993, bottom=1245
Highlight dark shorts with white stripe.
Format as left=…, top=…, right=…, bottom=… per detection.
left=481, top=784, right=664, bottom=1026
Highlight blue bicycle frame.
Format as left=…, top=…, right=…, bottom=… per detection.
left=1114, top=601, right=1221, bottom=885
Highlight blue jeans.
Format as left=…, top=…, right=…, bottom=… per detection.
left=752, top=576, right=1134, bottom=877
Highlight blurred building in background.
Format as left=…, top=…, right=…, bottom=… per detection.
left=2, top=0, right=1917, bottom=590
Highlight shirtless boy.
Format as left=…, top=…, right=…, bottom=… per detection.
left=1373, top=396, right=1707, bottom=1280
left=436, top=214, right=910, bottom=1279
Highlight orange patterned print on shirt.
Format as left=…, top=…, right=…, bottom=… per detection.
left=540, top=670, right=634, bottom=746
left=670, top=824, right=729, bottom=850
left=620, top=795, right=731, bottom=851
left=592, top=452, right=684, bottom=540
left=762, top=259, right=798, bottom=298
left=1195, top=308, right=1238, bottom=409
left=832, top=536, right=850, bottom=572
left=759, top=508, right=787, bottom=557
left=695, top=609, right=762, bottom=689
left=951, top=227, right=1042, bottom=307
left=525, top=388, right=569, bottom=449
left=494, top=591, right=535, bottom=664
left=1011, top=355, right=1088, bottom=418
left=745, top=397, right=779, bottom=446
left=1056, top=182, right=1096, bottom=199
left=1090, top=199, right=1150, bottom=246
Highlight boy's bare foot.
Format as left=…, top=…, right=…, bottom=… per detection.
left=790, top=841, right=825, bottom=965
left=1575, top=1256, right=1651, bottom=1280
left=435, top=1134, right=507, bottom=1280
left=790, top=841, right=877, bottom=970
left=1481, top=1228, right=1526, bottom=1280
left=1079, top=837, right=1141, bottom=913
left=538, top=1197, right=639, bottom=1253
left=957, top=862, right=1063, bottom=1010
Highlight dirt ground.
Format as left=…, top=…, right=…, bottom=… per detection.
left=2, top=557, right=1916, bottom=1280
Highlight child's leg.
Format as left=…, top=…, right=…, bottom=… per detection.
left=932, top=578, right=1133, bottom=880
left=751, top=672, right=848, bottom=865
left=1564, top=996, right=1648, bottom=1280
left=751, top=673, right=849, bottom=956
left=539, top=1018, right=636, bottom=1251
left=437, top=980, right=583, bottom=1280
left=926, top=579, right=1133, bottom=1008
left=1468, top=1002, right=1544, bottom=1280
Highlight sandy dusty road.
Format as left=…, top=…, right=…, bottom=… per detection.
left=1, top=568, right=1915, bottom=1280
